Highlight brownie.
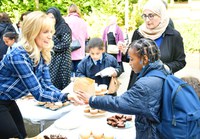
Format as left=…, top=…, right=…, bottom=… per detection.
left=126, top=116, right=132, bottom=121
left=107, top=114, right=132, bottom=128
left=43, top=135, right=67, bottom=139
left=117, top=123, right=125, bottom=128
left=121, top=117, right=126, bottom=122
left=107, top=120, right=112, bottom=125
left=115, top=114, right=123, bottom=119
left=111, top=122, right=118, bottom=127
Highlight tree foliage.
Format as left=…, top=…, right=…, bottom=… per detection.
left=0, top=0, right=36, bottom=22
left=1, top=0, right=197, bottom=53
left=0, top=0, right=139, bottom=36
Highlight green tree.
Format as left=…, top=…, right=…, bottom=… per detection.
left=0, top=0, right=36, bottom=23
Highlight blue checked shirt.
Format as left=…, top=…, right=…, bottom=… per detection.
left=0, top=46, right=68, bottom=102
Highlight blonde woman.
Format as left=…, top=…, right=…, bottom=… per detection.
left=0, top=11, right=82, bottom=139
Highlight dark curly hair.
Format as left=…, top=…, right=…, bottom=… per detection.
left=129, top=38, right=161, bottom=63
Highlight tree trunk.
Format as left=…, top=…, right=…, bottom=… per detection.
left=125, top=0, right=129, bottom=29
left=35, top=0, right=39, bottom=9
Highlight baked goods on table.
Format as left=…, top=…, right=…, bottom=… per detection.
left=21, top=94, right=34, bottom=100
left=20, top=93, right=70, bottom=111
left=83, top=105, right=106, bottom=117
left=29, top=134, right=67, bottom=139
left=79, top=129, right=114, bottom=139
left=107, top=114, right=132, bottom=128
left=79, top=129, right=91, bottom=139
left=43, top=134, right=67, bottom=139
left=95, top=84, right=108, bottom=96
left=36, top=101, right=70, bottom=111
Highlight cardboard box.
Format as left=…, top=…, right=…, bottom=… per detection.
left=73, top=77, right=95, bottom=95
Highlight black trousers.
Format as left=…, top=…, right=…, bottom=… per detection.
left=0, top=100, right=27, bottom=139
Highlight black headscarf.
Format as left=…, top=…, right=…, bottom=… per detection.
left=46, top=7, right=68, bottom=35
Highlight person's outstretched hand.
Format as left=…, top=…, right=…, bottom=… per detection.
left=95, top=67, right=116, bottom=77
left=76, top=91, right=92, bottom=104
left=117, top=41, right=127, bottom=55
left=67, top=93, right=85, bottom=105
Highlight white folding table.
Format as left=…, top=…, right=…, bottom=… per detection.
left=16, top=82, right=75, bottom=132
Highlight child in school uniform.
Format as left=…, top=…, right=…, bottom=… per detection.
left=76, top=37, right=122, bottom=96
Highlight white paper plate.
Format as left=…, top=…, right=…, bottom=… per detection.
left=54, top=119, right=80, bottom=130
left=83, top=111, right=107, bottom=117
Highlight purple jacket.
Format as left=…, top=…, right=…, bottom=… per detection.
left=102, top=25, right=124, bottom=62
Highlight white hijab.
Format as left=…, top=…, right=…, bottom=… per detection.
left=138, top=0, right=169, bottom=40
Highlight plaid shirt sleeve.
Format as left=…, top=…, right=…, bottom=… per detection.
left=10, top=54, right=67, bottom=102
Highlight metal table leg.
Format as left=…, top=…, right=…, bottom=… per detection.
left=40, top=121, right=46, bottom=132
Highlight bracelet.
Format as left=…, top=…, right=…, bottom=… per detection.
left=64, top=93, right=69, bottom=101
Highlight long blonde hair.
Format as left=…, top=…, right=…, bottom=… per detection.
left=19, top=11, right=55, bottom=65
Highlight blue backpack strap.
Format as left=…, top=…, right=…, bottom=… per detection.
left=145, top=70, right=167, bottom=80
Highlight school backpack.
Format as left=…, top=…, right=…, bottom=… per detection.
left=147, top=70, right=200, bottom=139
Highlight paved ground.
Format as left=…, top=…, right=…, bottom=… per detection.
left=175, top=53, right=200, bottom=79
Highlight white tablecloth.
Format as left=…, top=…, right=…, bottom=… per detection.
left=16, top=99, right=74, bottom=124
left=16, top=82, right=75, bottom=131
left=38, top=106, right=136, bottom=139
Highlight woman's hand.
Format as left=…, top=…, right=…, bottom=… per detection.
left=117, top=41, right=125, bottom=51
left=67, top=93, right=85, bottom=105
left=76, top=91, right=92, bottom=104
left=117, top=41, right=127, bottom=54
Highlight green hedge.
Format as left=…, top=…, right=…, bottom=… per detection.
left=175, top=21, right=200, bottom=53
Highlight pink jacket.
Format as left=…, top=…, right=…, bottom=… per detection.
left=102, top=25, right=124, bottom=62
left=65, top=13, right=89, bottom=60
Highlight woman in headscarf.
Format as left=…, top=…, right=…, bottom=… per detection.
left=121, top=0, right=186, bottom=89
left=47, top=7, right=72, bottom=90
